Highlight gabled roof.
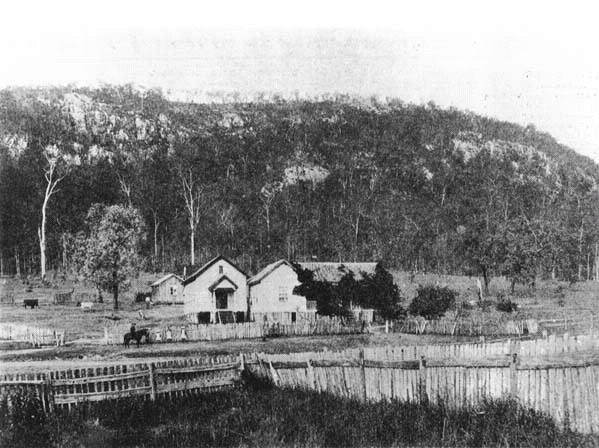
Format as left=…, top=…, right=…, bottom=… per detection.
left=151, top=273, right=183, bottom=288
left=208, top=275, right=239, bottom=292
left=248, top=259, right=297, bottom=286
left=297, top=262, right=378, bottom=283
left=183, top=255, right=248, bottom=286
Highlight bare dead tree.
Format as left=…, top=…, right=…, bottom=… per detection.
left=39, top=145, right=79, bottom=281
left=179, top=167, right=204, bottom=266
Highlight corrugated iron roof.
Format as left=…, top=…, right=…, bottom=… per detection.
left=183, top=255, right=248, bottom=286
left=297, top=262, right=378, bottom=283
left=150, top=273, right=183, bottom=288
left=248, top=259, right=296, bottom=286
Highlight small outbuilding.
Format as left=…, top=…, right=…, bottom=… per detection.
left=248, top=259, right=315, bottom=323
left=150, top=273, right=183, bottom=304
left=183, top=256, right=249, bottom=324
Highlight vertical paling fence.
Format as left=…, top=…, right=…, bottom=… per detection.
left=0, top=323, right=65, bottom=346
left=104, top=317, right=362, bottom=345
left=251, top=334, right=599, bottom=434
left=0, top=354, right=243, bottom=413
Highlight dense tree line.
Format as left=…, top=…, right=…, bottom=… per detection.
left=1, top=85, right=598, bottom=289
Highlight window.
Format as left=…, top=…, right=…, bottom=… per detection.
left=219, top=265, right=223, bottom=274
left=170, top=286, right=177, bottom=295
left=278, top=287, right=288, bottom=302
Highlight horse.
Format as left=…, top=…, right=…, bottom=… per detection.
left=124, top=328, right=151, bottom=347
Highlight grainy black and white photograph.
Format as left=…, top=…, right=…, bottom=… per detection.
left=1, top=2, right=599, bottom=447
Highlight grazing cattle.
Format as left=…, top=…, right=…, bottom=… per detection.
left=78, top=301, right=94, bottom=312
left=23, top=299, right=39, bottom=309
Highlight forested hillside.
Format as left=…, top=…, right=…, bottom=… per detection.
left=1, top=85, right=598, bottom=289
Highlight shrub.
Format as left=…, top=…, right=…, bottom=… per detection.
left=294, top=262, right=405, bottom=320
left=408, top=285, right=458, bottom=320
left=134, top=291, right=150, bottom=303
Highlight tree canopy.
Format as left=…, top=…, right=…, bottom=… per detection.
left=73, top=204, right=145, bottom=309
left=2, top=85, right=599, bottom=290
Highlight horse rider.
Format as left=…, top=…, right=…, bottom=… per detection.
left=130, top=323, right=136, bottom=337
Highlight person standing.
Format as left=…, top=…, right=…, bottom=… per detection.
left=180, top=326, right=188, bottom=342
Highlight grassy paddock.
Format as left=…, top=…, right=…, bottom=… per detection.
left=394, top=271, right=599, bottom=333
left=2, top=271, right=599, bottom=364
left=1, top=374, right=596, bottom=448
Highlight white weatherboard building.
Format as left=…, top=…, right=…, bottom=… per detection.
left=150, top=273, right=183, bottom=303
left=182, top=256, right=249, bottom=324
left=248, top=259, right=316, bottom=323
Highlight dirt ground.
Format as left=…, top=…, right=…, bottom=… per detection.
left=0, top=332, right=469, bottom=375
left=1, top=272, right=598, bottom=375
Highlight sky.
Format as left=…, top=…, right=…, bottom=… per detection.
left=1, top=1, right=598, bottom=162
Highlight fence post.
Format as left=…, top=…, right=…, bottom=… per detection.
left=45, top=378, right=55, bottom=413
left=306, top=359, right=317, bottom=391
left=360, top=348, right=367, bottom=401
left=419, top=355, right=428, bottom=403
left=238, top=353, right=245, bottom=373
left=148, top=363, right=157, bottom=401
left=510, top=351, right=519, bottom=398
left=269, top=361, right=280, bottom=387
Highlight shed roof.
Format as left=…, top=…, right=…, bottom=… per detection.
left=151, top=273, right=183, bottom=288
left=183, top=255, right=248, bottom=286
left=248, top=259, right=296, bottom=286
left=297, top=262, right=378, bottom=283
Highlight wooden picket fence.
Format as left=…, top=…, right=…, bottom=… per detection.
left=0, top=354, right=243, bottom=412
left=398, top=315, right=595, bottom=338
left=397, top=317, right=539, bottom=336
left=0, top=323, right=65, bottom=346
left=249, top=333, right=599, bottom=434
left=104, top=317, right=361, bottom=345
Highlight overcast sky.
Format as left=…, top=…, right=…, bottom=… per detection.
left=1, top=2, right=597, bottom=162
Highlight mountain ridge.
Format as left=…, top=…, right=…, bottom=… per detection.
left=1, top=85, right=598, bottom=287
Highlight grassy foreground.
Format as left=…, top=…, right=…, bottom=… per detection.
left=1, top=374, right=596, bottom=448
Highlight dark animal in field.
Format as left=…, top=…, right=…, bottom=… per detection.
left=124, top=328, right=151, bottom=347
left=23, top=299, right=39, bottom=309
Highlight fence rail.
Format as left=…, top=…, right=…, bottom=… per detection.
left=249, top=333, right=599, bottom=434
left=0, top=354, right=242, bottom=410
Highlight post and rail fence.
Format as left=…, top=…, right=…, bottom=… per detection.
left=0, top=353, right=243, bottom=413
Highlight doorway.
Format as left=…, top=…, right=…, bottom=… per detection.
left=215, top=290, right=229, bottom=309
